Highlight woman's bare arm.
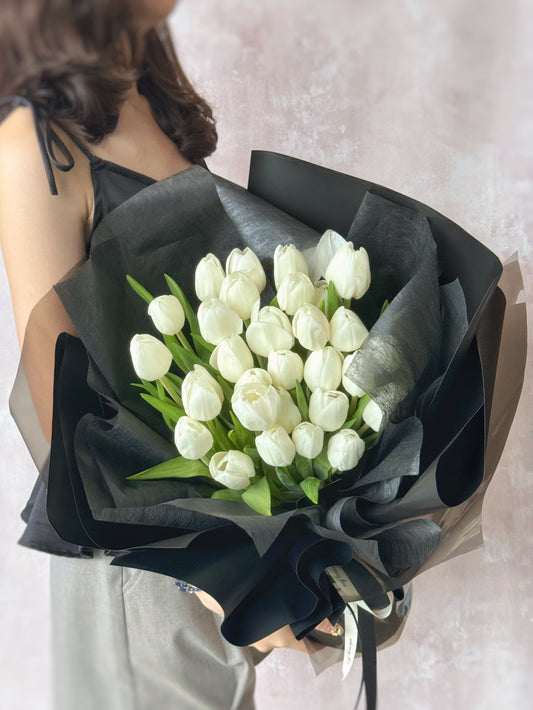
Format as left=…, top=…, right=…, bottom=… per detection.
left=0, top=106, right=91, bottom=444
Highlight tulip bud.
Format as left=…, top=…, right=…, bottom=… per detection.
left=245, top=306, right=294, bottom=357
left=209, top=450, right=255, bottom=490
left=226, top=247, right=266, bottom=292
left=130, top=334, right=173, bottom=381
left=308, top=388, right=349, bottom=431
left=234, top=368, right=272, bottom=390
left=231, top=381, right=281, bottom=431
left=274, top=387, right=302, bottom=433
left=327, top=429, right=365, bottom=471
left=362, top=399, right=384, bottom=432
left=197, top=297, right=243, bottom=346
left=303, top=346, right=343, bottom=392
left=219, top=270, right=261, bottom=321
left=325, top=242, right=371, bottom=300
left=195, top=253, right=226, bottom=301
left=314, top=279, right=329, bottom=308
left=277, top=273, right=316, bottom=315
left=209, top=333, right=254, bottom=383
left=174, top=416, right=214, bottom=459
left=255, top=425, right=296, bottom=467
left=181, top=364, right=224, bottom=421
left=273, top=243, right=309, bottom=290
left=329, top=306, right=368, bottom=352
left=306, top=228, right=347, bottom=282
left=342, top=352, right=366, bottom=397
left=291, top=421, right=324, bottom=459
left=147, top=295, right=185, bottom=336
left=292, top=303, right=330, bottom=351
left=267, top=349, right=304, bottom=390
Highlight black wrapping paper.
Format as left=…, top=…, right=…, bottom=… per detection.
left=10, top=152, right=526, bottom=650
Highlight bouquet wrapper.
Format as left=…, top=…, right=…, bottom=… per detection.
left=10, top=153, right=527, bottom=678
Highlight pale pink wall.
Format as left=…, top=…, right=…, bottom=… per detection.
left=0, top=1, right=530, bottom=709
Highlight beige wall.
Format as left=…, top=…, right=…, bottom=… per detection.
left=1, top=1, right=531, bottom=708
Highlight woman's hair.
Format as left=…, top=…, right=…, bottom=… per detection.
left=0, top=0, right=217, bottom=162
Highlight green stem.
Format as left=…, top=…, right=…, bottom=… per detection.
left=357, top=422, right=371, bottom=437
left=159, top=375, right=182, bottom=405
left=177, top=331, right=193, bottom=352
left=205, top=420, right=227, bottom=451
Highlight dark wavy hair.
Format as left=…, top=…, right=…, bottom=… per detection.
left=0, top=0, right=217, bottom=162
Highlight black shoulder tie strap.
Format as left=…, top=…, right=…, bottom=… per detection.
left=0, top=94, right=84, bottom=196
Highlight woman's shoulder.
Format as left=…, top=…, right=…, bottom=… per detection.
left=0, top=103, right=93, bottom=228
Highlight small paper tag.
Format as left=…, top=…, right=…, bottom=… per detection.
left=342, top=602, right=359, bottom=679
left=325, top=565, right=361, bottom=602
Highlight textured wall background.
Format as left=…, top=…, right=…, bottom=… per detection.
left=1, top=1, right=531, bottom=708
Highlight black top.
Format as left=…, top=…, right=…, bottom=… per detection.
left=0, top=94, right=209, bottom=558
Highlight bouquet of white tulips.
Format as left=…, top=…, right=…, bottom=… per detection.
left=126, top=232, right=383, bottom=517
left=31, top=152, right=523, bottom=708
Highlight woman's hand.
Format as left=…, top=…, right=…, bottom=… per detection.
left=194, top=589, right=334, bottom=654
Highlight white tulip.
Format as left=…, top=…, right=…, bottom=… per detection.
left=255, top=425, right=296, bottom=467
left=130, top=334, right=173, bottom=381
left=226, top=247, right=266, bottom=292
left=197, top=297, right=243, bottom=346
left=267, top=349, right=304, bottom=390
left=231, top=381, right=281, bottom=431
left=303, top=347, right=343, bottom=392
left=195, top=253, right=226, bottom=301
left=314, top=279, right=329, bottom=308
left=292, top=303, right=330, bottom=351
left=273, top=243, right=309, bottom=290
left=219, top=270, right=261, bottom=321
left=327, top=429, right=365, bottom=471
left=342, top=352, right=366, bottom=397
left=308, top=388, right=349, bottom=431
left=209, top=450, right=255, bottom=490
left=234, top=368, right=272, bottom=390
left=250, top=297, right=261, bottom=322
left=274, top=387, right=302, bottom=433
left=291, top=421, right=324, bottom=459
left=181, top=364, right=224, bottom=421
left=329, top=306, right=369, bottom=352
left=209, top=333, right=254, bottom=383
left=277, top=272, right=316, bottom=315
left=325, top=242, right=371, bottom=300
left=174, top=416, right=214, bottom=459
left=147, top=295, right=185, bottom=336
left=245, top=305, right=294, bottom=357
left=305, top=228, right=347, bottom=282
left=362, top=399, right=384, bottom=432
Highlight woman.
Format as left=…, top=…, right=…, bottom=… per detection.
left=0, top=1, right=335, bottom=708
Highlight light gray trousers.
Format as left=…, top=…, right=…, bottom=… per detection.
left=50, top=549, right=269, bottom=710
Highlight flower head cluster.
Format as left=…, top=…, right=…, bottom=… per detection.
left=127, top=234, right=384, bottom=515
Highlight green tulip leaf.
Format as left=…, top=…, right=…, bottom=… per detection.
left=126, top=274, right=154, bottom=304
left=275, top=467, right=300, bottom=491
left=164, top=273, right=200, bottom=335
left=269, top=295, right=280, bottom=308
left=311, top=446, right=331, bottom=481
left=299, top=476, right=322, bottom=504
left=230, top=411, right=254, bottom=448
left=127, top=456, right=210, bottom=480
left=211, top=488, right=244, bottom=502
left=139, top=393, right=184, bottom=420
left=326, top=280, right=339, bottom=319
left=294, top=379, right=309, bottom=420
left=191, top=332, right=215, bottom=361
left=294, top=452, right=312, bottom=479
left=241, top=476, right=272, bottom=516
